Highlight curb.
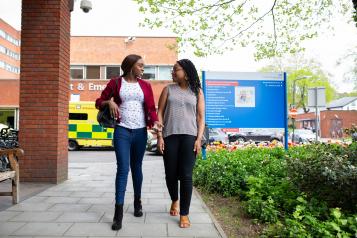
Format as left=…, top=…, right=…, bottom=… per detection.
left=193, top=187, right=228, bottom=238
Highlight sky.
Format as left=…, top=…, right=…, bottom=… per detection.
left=1, top=0, right=357, bottom=93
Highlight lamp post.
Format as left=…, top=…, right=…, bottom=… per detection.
left=291, top=75, right=311, bottom=143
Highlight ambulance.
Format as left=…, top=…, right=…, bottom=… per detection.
left=68, top=101, right=114, bottom=150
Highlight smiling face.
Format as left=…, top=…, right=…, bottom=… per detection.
left=171, top=63, right=186, bottom=83
left=131, top=58, right=145, bottom=78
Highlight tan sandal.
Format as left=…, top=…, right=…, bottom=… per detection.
left=179, top=215, right=191, bottom=228
left=169, top=201, right=179, bottom=216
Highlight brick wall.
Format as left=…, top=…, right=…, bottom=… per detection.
left=295, top=110, right=357, bottom=138
left=0, top=79, right=19, bottom=106
left=19, top=0, right=70, bottom=183
left=70, top=36, right=177, bottom=65
left=320, top=110, right=357, bottom=138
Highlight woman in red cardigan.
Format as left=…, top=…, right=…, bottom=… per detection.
left=96, top=54, right=162, bottom=231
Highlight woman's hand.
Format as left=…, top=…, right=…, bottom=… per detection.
left=108, top=101, right=120, bottom=119
left=153, top=121, right=164, bottom=132
left=193, top=139, right=202, bottom=155
left=158, top=137, right=165, bottom=154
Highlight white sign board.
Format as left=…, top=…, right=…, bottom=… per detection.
left=308, top=87, right=326, bottom=107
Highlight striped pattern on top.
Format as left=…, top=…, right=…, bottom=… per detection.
left=163, top=84, right=198, bottom=138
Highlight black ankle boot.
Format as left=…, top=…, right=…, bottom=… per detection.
left=134, top=196, right=143, bottom=217
left=112, top=204, right=123, bottom=230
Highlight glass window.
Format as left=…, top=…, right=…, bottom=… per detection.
left=0, top=45, right=5, bottom=54
left=158, top=66, right=172, bottom=80
left=143, top=66, right=156, bottom=80
left=69, top=113, right=88, bottom=120
left=0, top=60, right=19, bottom=74
left=86, top=66, right=100, bottom=79
left=0, top=30, right=5, bottom=39
left=5, top=33, right=20, bottom=46
left=70, top=67, right=84, bottom=79
left=106, top=66, right=121, bottom=79
left=5, top=63, right=11, bottom=71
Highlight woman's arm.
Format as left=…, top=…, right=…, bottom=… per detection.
left=157, top=86, right=168, bottom=153
left=95, top=79, right=115, bottom=109
left=194, top=89, right=205, bottom=153
left=146, top=82, right=159, bottom=125
left=95, top=78, right=120, bottom=119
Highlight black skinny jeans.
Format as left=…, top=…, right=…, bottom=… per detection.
left=163, top=134, right=196, bottom=216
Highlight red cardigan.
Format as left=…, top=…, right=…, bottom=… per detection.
left=95, top=77, right=159, bottom=128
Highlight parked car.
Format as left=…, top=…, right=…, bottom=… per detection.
left=209, top=129, right=229, bottom=143
left=290, top=129, right=317, bottom=143
left=228, top=131, right=283, bottom=143
left=146, top=130, right=159, bottom=154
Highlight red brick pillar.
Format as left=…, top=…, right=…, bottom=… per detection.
left=19, top=0, right=70, bottom=183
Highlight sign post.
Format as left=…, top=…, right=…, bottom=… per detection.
left=289, top=107, right=298, bottom=143
left=308, top=87, right=326, bottom=141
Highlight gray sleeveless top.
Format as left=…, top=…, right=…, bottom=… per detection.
left=163, top=84, right=197, bottom=138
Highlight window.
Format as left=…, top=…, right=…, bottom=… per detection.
left=106, top=66, right=121, bottom=79
left=69, top=113, right=88, bottom=120
left=158, top=66, right=172, bottom=80
left=0, top=44, right=19, bottom=60
left=0, top=30, right=5, bottom=39
left=5, top=34, right=20, bottom=46
left=70, top=66, right=84, bottom=79
left=143, top=66, right=156, bottom=80
left=0, top=45, right=5, bottom=54
left=4, top=48, right=20, bottom=60
left=0, top=60, right=19, bottom=74
left=86, top=66, right=100, bottom=79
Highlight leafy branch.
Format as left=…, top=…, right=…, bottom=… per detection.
left=134, top=0, right=353, bottom=59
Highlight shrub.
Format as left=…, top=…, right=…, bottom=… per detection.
left=194, top=148, right=286, bottom=197
left=262, top=196, right=357, bottom=238
left=286, top=143, right=357, bottom=212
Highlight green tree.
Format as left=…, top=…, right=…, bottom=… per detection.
left=134, top=0, right=354, bottom=59
left=260, top=64, right=337, bottom=113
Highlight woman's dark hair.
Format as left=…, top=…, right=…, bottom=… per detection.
left=121, top=54, right=142, bottom=77
left=177, top=59, right=201, bottom=96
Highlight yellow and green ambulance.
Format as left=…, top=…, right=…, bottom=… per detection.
left=68, top=101, right=114, bottom=151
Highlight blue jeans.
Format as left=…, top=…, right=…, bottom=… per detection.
left=113, top=126, right=147, bottom=205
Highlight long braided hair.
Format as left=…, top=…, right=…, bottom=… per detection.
left=177, top=59, right=201, bottom=96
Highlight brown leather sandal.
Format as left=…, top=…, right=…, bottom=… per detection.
left=169, top=201, right=179, bottom=216
left=179, top=215, right=191, bottom=228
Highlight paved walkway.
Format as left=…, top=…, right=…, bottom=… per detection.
left=0, top=155, right=225, bottom=237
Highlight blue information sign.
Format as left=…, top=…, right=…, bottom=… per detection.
left=202, top=71, right=288, bottom=149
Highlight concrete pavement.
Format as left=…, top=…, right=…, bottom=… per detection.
left=0, top=151, right=225, bottom=238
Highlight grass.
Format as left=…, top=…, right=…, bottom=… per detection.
left=197, top=188, right=264, bottom=238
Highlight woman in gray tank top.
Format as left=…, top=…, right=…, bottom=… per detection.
left=157, top=59, right=205, bottom=228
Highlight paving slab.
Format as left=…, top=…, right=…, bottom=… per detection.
left=9, top=211, right=62, bottom=222
left=12, top=222, right=73, bottom=236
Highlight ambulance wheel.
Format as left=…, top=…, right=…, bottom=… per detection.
left=68, top=140, right=79, bottom=151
